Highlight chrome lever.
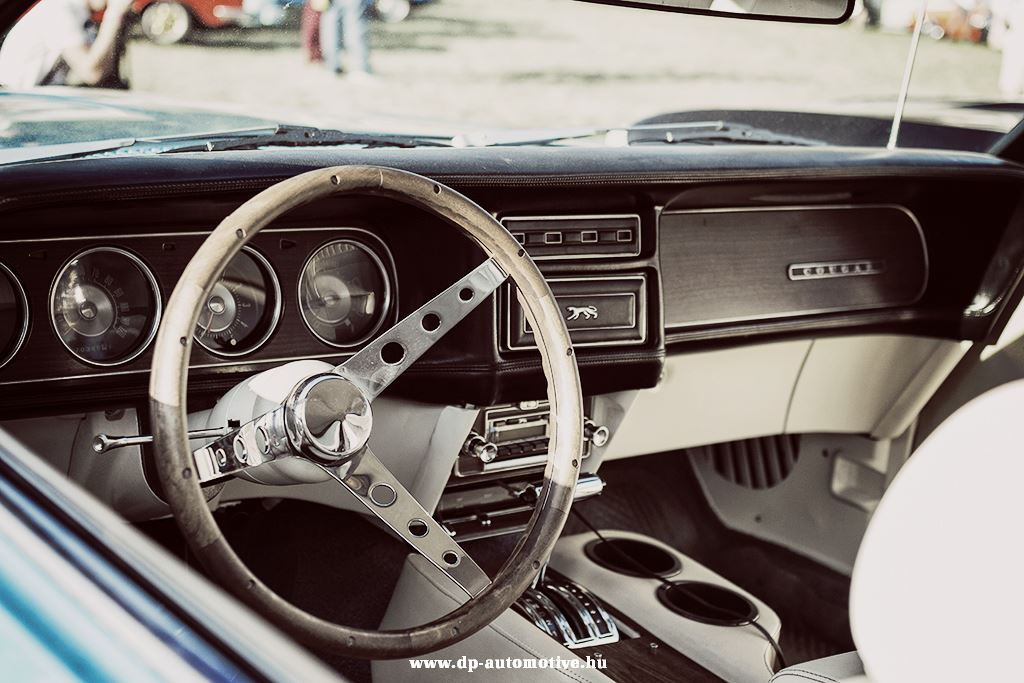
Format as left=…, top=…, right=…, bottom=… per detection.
left=92, top=427, right=232, bottom=454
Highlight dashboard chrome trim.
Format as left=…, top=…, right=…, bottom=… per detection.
left=48, top=246, right=163, bottom=368
left=0, top=261, right=30, bottom=371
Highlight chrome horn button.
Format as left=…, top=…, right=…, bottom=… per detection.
left=284, top=373, right=372, bottom=462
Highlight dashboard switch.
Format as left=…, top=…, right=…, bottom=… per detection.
left=463, top=432, right=498, bottom=463
left=583, top=419, right=610, bottom=448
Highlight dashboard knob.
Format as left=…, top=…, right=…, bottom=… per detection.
left=584, top=419, right=610, bottom=448
left=463, top=432, right=498, bottom=463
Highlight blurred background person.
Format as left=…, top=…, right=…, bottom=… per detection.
left=0, top=0, right=134, bottom=88
left=1000, top=0, right=1024, bottom=98
left=319, top=0, right=372, bottom=78
left=863, top=0, right=883, bottom=28
left=302, top=0, right=326, bottom=63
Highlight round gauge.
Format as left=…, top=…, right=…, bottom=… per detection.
left=298, top=239, right=391, bottom=348
left=50, top=247, right=161, bottom=367
left=0, top=262, right=29, bottom=370
left=194, top=247, right=281, bottom=357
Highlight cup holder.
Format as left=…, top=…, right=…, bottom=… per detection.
left=584, top=537, right=682, bottom=578
left=656, top=581, right=759, bottom=627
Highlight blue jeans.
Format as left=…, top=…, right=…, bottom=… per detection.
left=319, top=0, right=371, bottom=74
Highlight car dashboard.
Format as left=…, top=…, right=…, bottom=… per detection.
left=1, top=143, right=1023, bottom=529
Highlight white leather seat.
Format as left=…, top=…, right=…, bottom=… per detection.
left=773, top=379, right=1024, bottom=683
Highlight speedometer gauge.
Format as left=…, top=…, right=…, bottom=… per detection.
left=298, top=239, right=391, bottom=348
left=51, top=247, right=161, bottom=367
left=0, top=262, right=29, bottom=370
left=194, top=247, right=281, bottom=356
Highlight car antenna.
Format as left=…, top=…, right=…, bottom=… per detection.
left=888, top=0, right=930, bottom=149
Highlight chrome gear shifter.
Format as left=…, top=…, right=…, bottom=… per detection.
left=514, top=571, right=619, bottom=649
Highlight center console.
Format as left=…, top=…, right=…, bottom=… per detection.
left=436, top=398, right=614, bottom=541
left=546, top=531, right=781, bottom=683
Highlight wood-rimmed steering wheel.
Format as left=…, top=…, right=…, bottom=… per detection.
left=148, top=166, right=584, bottom=658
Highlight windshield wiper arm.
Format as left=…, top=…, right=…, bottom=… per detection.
left=622, top=121, right=825, bottom=146
left=159, top=125, right=454, bottom=152
left=460, top=121, right=825, bottom=148
left=0, top=125, right=455, bottom=166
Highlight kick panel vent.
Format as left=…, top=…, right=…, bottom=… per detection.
left=500, top=215, right=641, bottom=260
left=696, top=435, right=800, bottom=490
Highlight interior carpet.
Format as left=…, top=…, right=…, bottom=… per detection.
left=563, top=451, right=855, bottom=667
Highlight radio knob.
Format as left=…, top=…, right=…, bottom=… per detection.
left=463, top=432, right=498, bottom=463
left=583, top=419, right=610, bottom=448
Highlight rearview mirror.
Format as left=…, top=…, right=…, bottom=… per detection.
left=576, top=0, right=855, bottom=24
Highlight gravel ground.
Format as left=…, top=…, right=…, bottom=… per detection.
left=122, top=0, right=1011, bottom=132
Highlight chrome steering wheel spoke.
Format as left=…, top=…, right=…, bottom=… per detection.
left=191, top=406, right=290, bottom=484
left=334, top=258, right=507, bottom=401
left=319, top=446, right=491, bottom=597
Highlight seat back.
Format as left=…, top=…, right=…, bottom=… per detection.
left=849, top=379, right=1024, bottom=682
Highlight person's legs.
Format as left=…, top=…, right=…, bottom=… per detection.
left=339, top=0, right=371, bottom=75
left=319, top=1, right=342, bottom=73
left=301, top=3, right=323, bottom=63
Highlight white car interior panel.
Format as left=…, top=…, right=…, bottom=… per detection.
left=603, top=340, right=811, bottom=460
left=602, top=335, right=964, bottom=463
left=786, top=335, right=970, bottom=437
left=690, top=431, right=914, bottom=575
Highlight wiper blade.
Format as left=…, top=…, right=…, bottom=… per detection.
left=159, top=124, right=454, bottom=152
left=0, top=138, right=138, bottom=165
left=620, top=121, right=825, bottom=146
left=0, top=125, right=454, bottom=166
left=463, top=121, right=825, bottom=148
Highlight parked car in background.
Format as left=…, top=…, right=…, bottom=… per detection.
left=871, top=0, right=993, bottom=43
left=374, top=0, right=433, bottom=23
left=134, top=0, right=290, bottom=44
left=921, top=0, right=992, bottom=42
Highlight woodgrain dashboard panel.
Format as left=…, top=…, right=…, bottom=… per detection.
left=660, top=205, right=928, bottom=329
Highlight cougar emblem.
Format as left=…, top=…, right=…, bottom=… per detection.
left=566, top=305, right=598, bottom=321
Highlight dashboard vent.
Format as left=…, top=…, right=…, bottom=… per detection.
left=695, top=435, right=800, bottom=490
left=500, top=215, right=640, bottom=260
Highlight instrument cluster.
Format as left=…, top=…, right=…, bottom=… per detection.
left=0, top=229, right=396, bottom=377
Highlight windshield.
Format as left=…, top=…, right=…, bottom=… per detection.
left=1, top=0, right=1022, bottom=155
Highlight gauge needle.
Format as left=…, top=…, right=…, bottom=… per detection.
left=199, top=307, right=215, bottom=337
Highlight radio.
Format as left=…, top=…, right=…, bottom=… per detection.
left=455, top=400, right=610, bottom=477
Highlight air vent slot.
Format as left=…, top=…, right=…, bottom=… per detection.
left=694, top=435, right=800, bottom=490
left=500, top=215, right=641, bottom=260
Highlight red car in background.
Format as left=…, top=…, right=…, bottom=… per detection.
left=132, top=0, right=286, bottom=44
left=920, top=0, right=992, bottom=43
left=130, top=0, right=427, bottom=45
